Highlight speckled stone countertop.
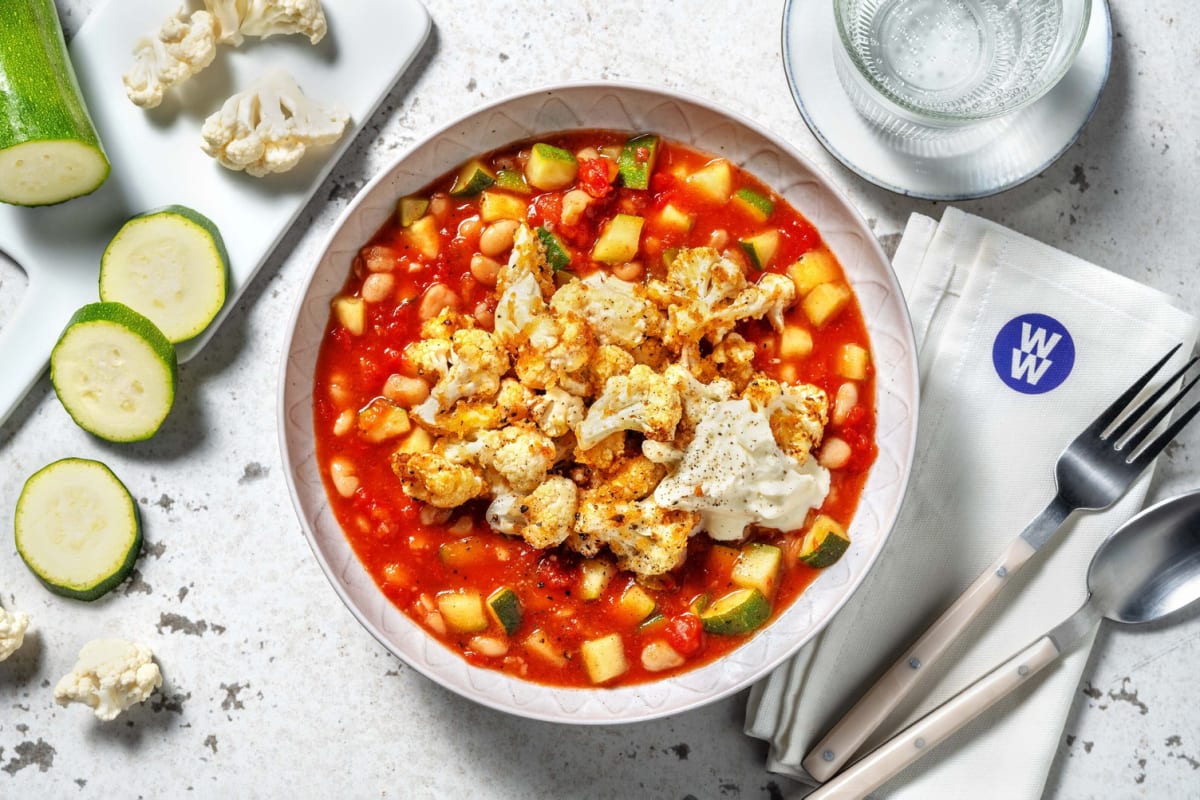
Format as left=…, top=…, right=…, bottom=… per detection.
left=2, top=1, right=1198, bottom=797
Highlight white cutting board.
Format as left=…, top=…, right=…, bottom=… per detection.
left=0, top=0, right=430, bottom=427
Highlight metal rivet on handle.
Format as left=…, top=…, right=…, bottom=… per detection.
left=1018, top=665, right=1030, bottom=677
left=909, top=657, right=921, bottom=669
left=823, top=750, right=835, bottom=762
left=996, top=566, right=1008, bottom=578
left=915, top=738, right=926, bottom=749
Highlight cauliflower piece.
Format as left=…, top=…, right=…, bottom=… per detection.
left=576, top=364, right=683, bottom=449
left=513, top=311, right=595, bottom=393
left=54, top=639, right=162, bottom=721
left=693, top=333, right=758, bottom=391
left=391, top=450, right=485, bottom=508
left=0, top=608, right=30, bottom=663
left=586, top=345, right=635, bottom=394
left=493, top=225, right=558, bottom=349
left=496, top=378, right=536, bottom=425
left=663, top=364, right=734, bottom=434
left=574, top=430, right=627, bottom=474
left=123, top=8, right=218, bottom=109
left=206, top=0, right=327, bottom=46
left=550, top=272, right=662, bottom=349
left=424, top=400, right=506, bottom=438
left=419, top=307, right=475, bottom=341
left=530, top=385, right=586, bottom=438
left=485, top=492, right=523, bottom=535
left=408, top=328, right=510, bottom=424
left=200, top=68, right=349, bottom=177
left=573, top=494, right=697, bottom=577
left=520, top=477, right=579, bottom=549
left=647, top=247, right=796, bottom=362
left=605, top=455, right=668, bottom=501
left=769, top=383, right=829, bottom=464
left=476, top=424, right=557, bottom=495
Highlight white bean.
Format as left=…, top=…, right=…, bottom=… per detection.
left=383, top=374, right=430, bottom=407
left=333, top=409, right=355, bottom=436
left=329, top=457, right=359, bottom=498
left=469, top=254, right=502, bottom=286
left=469, top=636, right=510, bottom=657
left=612, top=261, right=643, bottom=281
left=479, top=219, right=519, bottom=257
left=833, top=382, right=859, bottom=425
left=361, top=272, right=395, bottom=303
left=641, top=641, right=685, bottom=672
left=818, top=437, right=852, bottom=470
left=561, top=189, right=591, bottom=226
left=418, top=283, right=460, bottom=320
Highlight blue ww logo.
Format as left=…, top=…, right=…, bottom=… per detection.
left=992, top=314, right=1075, bottom=394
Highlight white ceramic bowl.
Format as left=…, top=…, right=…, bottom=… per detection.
left=278, top=82, right=919, bottom=723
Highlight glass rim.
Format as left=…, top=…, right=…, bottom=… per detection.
left=833, top=0, right=1094, bottom=123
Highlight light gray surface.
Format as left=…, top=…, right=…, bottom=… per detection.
left=1, top=1, right=1197, bottom=797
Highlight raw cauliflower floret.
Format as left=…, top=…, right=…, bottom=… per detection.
left=408, top=328, right=510, bottom=424
left=520, top=477, right=579, bottom=549
left=573, top=494, right=697, bottom=577
left=0, top=608, right=30, bottom=662
left=530, top=385, right=586, bottom=438
left=476, top=424, right=558, bottom=495
left=206, top=0, right=327, bottom=46
left=200, top=68, right=349, bottom=177
left=648, top=247, right=796, bottom=361
left=576, top=364, right=683, bottom=449
left=742, top=377, right=829, bottom=463
left=391, top=450, right=485, bottom=508
left=123, top=8, right=218, bottom=109
left=550, top=272, right=662, bottom=349
left=54, top=639, right=162, bottom=721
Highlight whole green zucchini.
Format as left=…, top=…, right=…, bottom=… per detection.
left=0, top=0, right=110, bottom=206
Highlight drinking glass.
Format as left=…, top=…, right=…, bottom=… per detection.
left=833, top=0, right=1092, bottom=140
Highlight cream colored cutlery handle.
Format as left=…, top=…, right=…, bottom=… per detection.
left=802, top=535, right=1038, bottom=781
left=807, top=636, right=1061, bottom=800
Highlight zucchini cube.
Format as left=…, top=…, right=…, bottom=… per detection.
left=802, top=282, right=852, bottom=328
left=837, top=343, right=871, bottom=380
left=404, top=215, right=440, bottom=260
left=780, top=326, right=814, bottom=359
left=731, top=542, right=783, bottom=599
left=436, top=590, right=489, bottom=633
left=525, top=143, right=578, bottom=190
left=592, top=214, right=644, bottom=264
left=787, top=249, right=840, bottom=296
left=332, top=296, right=365, bottom=336
left=581, top=633, right=630, bottom=684
left=479, top=190, right=527, bottom=222
left=685, top=159, right=733, bottom=203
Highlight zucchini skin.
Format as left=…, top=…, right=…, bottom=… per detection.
left=0, top=0, right=110, bottom=196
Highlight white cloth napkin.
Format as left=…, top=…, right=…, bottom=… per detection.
left=745, top=207, right=1200, bottom=798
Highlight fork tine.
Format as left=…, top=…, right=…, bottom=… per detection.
left=1130, top=397, right=1200, bottom=467
left=1124, top=372, right=1200, bottom=456
left=1109, top=355, right=1200, bottom=442
left=1084, top=344, right=1181, bottom=437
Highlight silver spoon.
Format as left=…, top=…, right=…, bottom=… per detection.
left=809, top=490, right=1200, bottom=799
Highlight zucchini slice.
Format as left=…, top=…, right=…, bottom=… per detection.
left=699, top=588, right=770, bottom=635
left=798, top=515, right=850, bottom=568
left=525, top=143, right=577, bottom=190
left=50, top=302, right=178, bottom=442
left=536, top=226, right=572, bottom=271
left=486, top=587, right=522, bottom=635
left=99, top=205, right=230, bottom=343
left=0, top=0, right=110, bottom=206
left=449, top=159, right=496, bottom=197
left=15, top=458, right=141, bottom=601
left=617, top=134, right=659, bottom=190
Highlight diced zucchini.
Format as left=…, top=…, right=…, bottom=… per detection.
left=98, top=205, right=229, bottom=343
left=731, top=542, right=783, bottom=599
left=0, top=0, right=110, bottom=206
left=661, top=247, right=680, bottom=270
left=356, top=397, right=411, bottom=443
left=495, top=168, right=532, bottom=194
left=581, top=633, right=629, bottom=684
left=788, top=249, right=840, bottom=296
left=655, top=203, right=694, bottom=234
left=798, top=515, right=850, bottom=568
left=802, top=282, right=852, bottom=328
left=685, top=159, right=732, bottom=203
left=699, top=588, right=771, bottom=635
left=637, top=613, right=666, bottom=632
left=332, top=296, right=365, bottom=335
left=449, top=159, right=496, bottom=197
left=479, top=190, right=527, bottom=222
left=404, top=214, right=440, bottom=259
left=580, top=558, right=615, bottom=600
left=398, top=196, right=429, bottom=227
left=837, top=343, right=871, bottom=380
left=732, top=188, right=775, bottom=222
left=617, top=133, right=660, bottom=190
left=619, top=583, right=657, bottom=624
left=536, top=226, right=572, bottom=271
left=780, top=326, right=814, bottom=358
left=525, top=143, right=578, bottom=190
left=15, top=458, right=140, bottom=601
left=738, top=230, right=780, bottom=271
left=436, top=590, right=488, bottom=633
left=486, top=587, right=522, bottom=635
left=438, top=536, right=488, bottom=569
left=50, top=303, right=177, bottom=442
left=706, top=542, right=741, bottom=580
left=396, top=427, right=433, bottom=454
left=525, top=628, right=568, bottom=667
left=592, top=214, right=644, bottom=264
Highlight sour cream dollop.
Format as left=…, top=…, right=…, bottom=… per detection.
left=653, top=399, right=830, bottom=540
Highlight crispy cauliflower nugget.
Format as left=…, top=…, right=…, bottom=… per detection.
left=419, top=308, right=475, bottom=340
left=477, top=424, right=557, bottom=495
left=576, top=364, right=683, bottom=449
left=574, top=430, right=627, bottom=474
left=573, top=493, right=698, bottom=577
left=521, top=477, right=579, bottom=549
left=550, top=272, right=663, bottom=349
left=494, top=225, right=558, bottom=349
left=530, top=386, right=586, bottom=438
left=514, top=312, right=595, bottom=392
left=768, top=383, right=829, bottom=464
left=408, top=328, right=510, bottom=423
left=391, top=451, right=485, bottom=508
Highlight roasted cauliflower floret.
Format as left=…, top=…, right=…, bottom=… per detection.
left=576, top=364, right=683, bottom=449
left=769, top=383, right=829, bottom=464
left=408, top=328, right=510, bottom=424
left=513, top=311, right=595, bottom=392
left=550, top=271, right=662, bottom=349
left=530, top=385, right=586, bottom=438
left=573, top=494, right=697, bottom=577
left=520, top=477, right=579, bottom=549
left=419, top=307, right=475, bottom=340
left=693, top=333, right=758, bottom=391
left=123, top=8, right=218, bottom=109
left=477, top=424, right=557, bottom=495
left=425, top=400, right=506, bottom=438
left=605, top=455, right=668, bottom=501
left=493, top=224, right=558, bottom=350
left=200, top=68, right=349, bottom=177
left=496, top=378, right=536, bottom=424
left=574, top=431, right=627, bottom=475
left=585, top=345, right=635, bottom=394
left=391, top=451, right=485, bottom=508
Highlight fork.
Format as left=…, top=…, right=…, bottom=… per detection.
left=802, top=344, right=1200, bottom=783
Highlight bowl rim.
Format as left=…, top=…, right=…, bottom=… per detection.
left=277, top=79, right=919, bottom=723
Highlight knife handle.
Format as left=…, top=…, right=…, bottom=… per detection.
left=801, top=533, right=1039, bottom=782
left=806, top=635, right=1062, bottom=799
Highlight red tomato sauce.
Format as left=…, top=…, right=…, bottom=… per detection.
left=313, top=131, right=877, bottom=687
